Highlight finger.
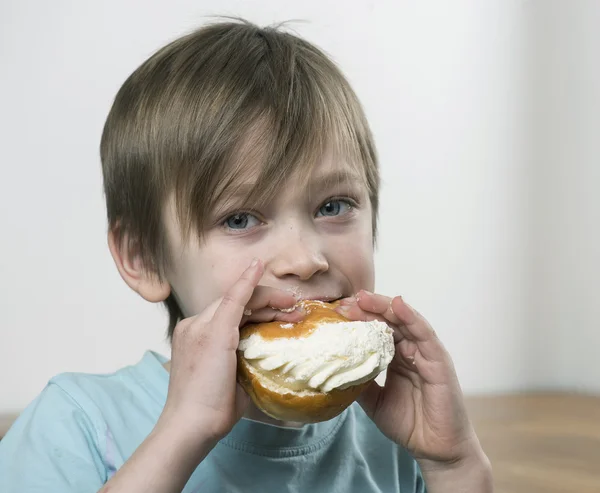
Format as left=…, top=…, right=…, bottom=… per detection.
left=354, top=292, right=447, bottom=363
left=246, top=285, right=298, bottom=311
left=396, top=338, right=452, bottom=384
left=389, top=297, right=435, bottom=342
left=212, top=258, right=264, bottom=330
left=389, top=297, right=447, bottom=362
left=337, top=295, right=356, bottom=306
left=335, top=303, right=387, bottom=323
left=395, top=338, right=420, bottom=374
left=353, top=291, right=417, bottom=343
left=397, top=337, right=418, bottom=361
left=355, top=290, right=403, bottom=326
left=356, top=291, right=436, bottom=343
left=335, top=301, right=403, bottom=344
left=242, top=306, right=304, bottom=326
left=194, top=285, right=299, bottom=328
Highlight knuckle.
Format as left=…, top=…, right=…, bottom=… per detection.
left=192, top=330, right=212, bottom=350
left=172, top=318, right=192, bottom=339
left=220, top=293, right=238, bottom=308
left=240, top=271, right=253, bottom=282
left=224, top=330, right=240, bottom=352
left=172, top=316, right=214, bottom=348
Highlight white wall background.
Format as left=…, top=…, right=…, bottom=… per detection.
left=1, top=0, right=598, bottom=413
left=526, top=1, right=600, bottom=393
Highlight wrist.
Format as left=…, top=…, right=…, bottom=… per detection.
left=154, top=411, right=219, bottom=466
left=418, top=445, right=493, bottom=493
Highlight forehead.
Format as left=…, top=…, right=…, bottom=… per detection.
left=215, top=146, right=368, bottom=209
left=294, top=156, right=368, bottom=201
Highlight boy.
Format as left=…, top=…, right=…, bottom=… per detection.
left=0, top=19, right=492, bottom=492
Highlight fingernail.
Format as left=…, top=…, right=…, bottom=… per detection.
left=356, top=290, right=373, bottom=302
left=336, top=305, right=351, bottom=315
left=250, top=258, right=259, bottom=268
left=338, top=296, right=356, bottom=306
left=277, top=305, right=296, bottom=313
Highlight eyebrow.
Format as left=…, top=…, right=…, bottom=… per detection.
left=214, top=170, right=363, bottom=212
left=308, top=170, right=363, bottom=193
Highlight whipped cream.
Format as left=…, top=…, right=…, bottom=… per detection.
left=238, top=320, right=395, bottom=393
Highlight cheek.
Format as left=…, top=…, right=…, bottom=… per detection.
left=198, top=242, right=265, bottom=305
left=329, top=223, right=375, bottom=290
left=167, top=245, right=254, bottom=317
left=207, top=256, right=254, bottom=293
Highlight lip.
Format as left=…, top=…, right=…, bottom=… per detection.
left=299, top=295, right=344, bottom=303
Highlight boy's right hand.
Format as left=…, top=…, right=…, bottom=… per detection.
left=157, top=258, right=300, bottom=449
left=100, top=259, right=298, bottom=492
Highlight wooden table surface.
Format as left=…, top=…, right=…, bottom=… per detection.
left=466, top=392, right=600, bottom=493
left=2, top=392, right=600, bottom=491
left=0, top=413, right=18, bottom=440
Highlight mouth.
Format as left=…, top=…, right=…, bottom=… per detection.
left=272, top=294, right=347, bottom=314
left=279, top=285, right=350, bottom=304
left=299, top=295, right=345, bottom=303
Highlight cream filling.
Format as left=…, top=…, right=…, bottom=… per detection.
left=238, top=320, right=395, bottom=393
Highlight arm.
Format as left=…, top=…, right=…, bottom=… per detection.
left=98, top=418, right=215, bottom=493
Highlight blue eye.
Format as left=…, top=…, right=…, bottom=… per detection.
left=316, top=199, right=352, bottom=217
left=224, top=213, right=260, bottom=230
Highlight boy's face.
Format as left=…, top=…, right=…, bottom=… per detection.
left=162, top=154, right=375, bottom=317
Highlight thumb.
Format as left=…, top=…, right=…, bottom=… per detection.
left=357, top=379, right=383, bottom=421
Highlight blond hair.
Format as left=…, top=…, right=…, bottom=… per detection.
left=100, top=19, right=380, bottom=338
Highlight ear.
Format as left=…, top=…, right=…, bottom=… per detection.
left=108, top=227, right=171, bottom=303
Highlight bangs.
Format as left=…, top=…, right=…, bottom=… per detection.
left=201, top=106, right=368, bottom=226
left=168, top=26, right=378, bottom=242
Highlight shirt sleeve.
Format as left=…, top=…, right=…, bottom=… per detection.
left=417, top=468, right=427, bottom=493
left=0, top=382, right=107, bottom=493
left=415, top=459, right=427, bottom=493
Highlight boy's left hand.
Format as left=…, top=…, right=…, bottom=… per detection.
left=336, top=291, right=489, bottom=472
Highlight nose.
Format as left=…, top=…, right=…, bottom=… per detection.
left=268, top=226, right=329, bottom=281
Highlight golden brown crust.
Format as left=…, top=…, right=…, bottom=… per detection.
left=237, top=299, right=372, bottom=423
left=237, top=352, right=370, bottom=423
left=240, top=300, right=346, bottom=340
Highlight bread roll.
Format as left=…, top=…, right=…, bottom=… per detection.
left=237, top=300, right=395, bottom=423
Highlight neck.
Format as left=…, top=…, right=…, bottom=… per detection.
left=162, top=361, right=304, bottom=429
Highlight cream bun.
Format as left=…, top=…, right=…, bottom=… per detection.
left=237, top=300, right=395, bottom=423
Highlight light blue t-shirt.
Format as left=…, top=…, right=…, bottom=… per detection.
left=0, top=351, right=425, bottom=492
